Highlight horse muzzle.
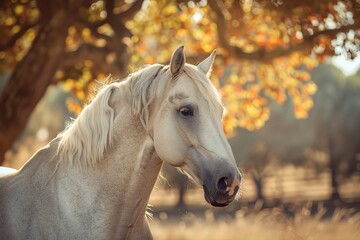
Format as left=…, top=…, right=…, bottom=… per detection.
left=202, top=170, right=241, bottom=207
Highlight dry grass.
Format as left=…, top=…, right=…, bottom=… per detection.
left=150, top=205, right=360, bottom=240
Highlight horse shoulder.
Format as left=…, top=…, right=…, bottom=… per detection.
left=0, top=138, right=63, bottom=238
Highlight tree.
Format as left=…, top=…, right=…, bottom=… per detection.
left=161, top=163, right=190, bottom=207
left=311, top=66, right=360, bottom=200
left=0, top=0, right=144, bottom=164
left=229, top=65, right=360, bottom=202
left=1, top=0, right=359, bottom=165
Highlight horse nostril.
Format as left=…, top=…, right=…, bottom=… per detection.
left=217, top=177, right=228, bottom=194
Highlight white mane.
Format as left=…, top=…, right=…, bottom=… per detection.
left=57, top=64, right=165, bottom=166
left=57, top=84, right=116, bottom=166
left=129, top=64, right=167, bottom=131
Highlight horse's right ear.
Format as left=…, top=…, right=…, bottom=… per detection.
left=170, top=46, right=186, bottom=77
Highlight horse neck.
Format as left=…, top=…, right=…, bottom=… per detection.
left=17, top=109, right=161, bottom=238
left=68, top=110, right=162, bottom=237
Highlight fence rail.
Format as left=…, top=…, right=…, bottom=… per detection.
left=150, top=170, right=360, bottom=206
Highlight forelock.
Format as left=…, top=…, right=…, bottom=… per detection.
left=183, top=64, right=223, bottom=111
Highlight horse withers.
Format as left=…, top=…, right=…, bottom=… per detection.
left=0, top=46, right=241, bottom=239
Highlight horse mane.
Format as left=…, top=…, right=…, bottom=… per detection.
left=57, top=83, right=117, bottom=166
left=129, top=64, right=167, bottom=131
left=183, top=64, right=223, bottom=115
left=57, top=64, right=166, bottom=166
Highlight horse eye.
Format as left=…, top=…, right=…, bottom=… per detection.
left=179, top=106, right=194, bottom=117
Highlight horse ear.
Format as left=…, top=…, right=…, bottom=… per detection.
left=170, top=46, right=186, bottom=77
left=198, top=50, right=216, bottom=76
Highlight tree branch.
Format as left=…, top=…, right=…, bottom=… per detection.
left=208, top=0, right=231, bottom=50
left=105, top=0, right=144, bottom=39
left=118, top=0, right=144, bottom=21
left=0, top=21, right=38, bottom=51
left=61, top=44, right=122, bottom=77
left=233, top=22, right=360, bottom=62
left=208, top=0, right=360, bottom=62
left=74, top=18, right=111, bottom=43
left=61, top=44, right=108, bottom=67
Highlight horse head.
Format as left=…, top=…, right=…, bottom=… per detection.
left=149, top=46, right=242, bottom=207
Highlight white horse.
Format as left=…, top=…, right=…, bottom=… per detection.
left=0, top=46, right=241, bottom=239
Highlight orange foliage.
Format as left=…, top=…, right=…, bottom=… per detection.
left=1, top=0, right=359, bottom=135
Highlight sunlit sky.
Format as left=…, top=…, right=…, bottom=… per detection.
left=331, top=55, right=360, bottom=76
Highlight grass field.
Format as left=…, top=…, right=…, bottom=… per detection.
left=150, top=206, right=360, bottom=240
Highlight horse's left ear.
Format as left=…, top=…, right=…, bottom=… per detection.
left=198, top=50, right=216, bottom=77
left=170, top=46, right=186, bottom=77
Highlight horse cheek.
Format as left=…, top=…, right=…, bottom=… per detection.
left=153, top=119, right=187, bottom=166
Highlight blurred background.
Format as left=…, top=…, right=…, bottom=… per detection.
left=1, top=0, right=360, bottom=239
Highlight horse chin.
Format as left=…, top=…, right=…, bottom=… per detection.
left=209, top=201, right=230, bottom=207
left=204, top=196, right=230, bottom=207
left=203, top=185, right=232, bottom=208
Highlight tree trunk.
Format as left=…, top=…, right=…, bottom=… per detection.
left=328, top=137, right=341, bottom=200
left=0, top=10, right=73, bottom=165
left=253, top=175, right=264, bottom=200
left=177, top=180, right=188, bottom=207
left=329, top=159, right=340, bottom=200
